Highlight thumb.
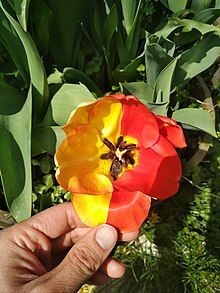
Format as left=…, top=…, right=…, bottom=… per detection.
left=35, top=225, right=117, bottom=292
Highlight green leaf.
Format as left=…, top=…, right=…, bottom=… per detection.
left=123, top=81, right=153, bottom=105
left=121, top=0, right=137, bottom=35
left=125, top=0, right=142, bottom=58
left=112, top=53, right=144, bottom=82
left=167, top=0, right=188, bottom=12
left=152, top=58, right=178, bottom=115
left=0, top=84, right=32, bottom=221
left=173, top=33, right=220, bottom=87
left=32, top=126, right=65, bottom=155
left=155, top=17, right=219, bottom=39
left=0, top=1, right=49, bottom=121
left=43, top=83, right=96, bottom=126
left=45, top=0, right=88, bottom=68
left=0, top=79, right=26, bottom=115
left=158, top=36, right=175, bottom=57
left=0, top=9, right=28, bottom=83
left=29, top=0, right=52, bottom=57
left=190, top=0, right=213, bottom=13
left=193, top=8, right=220, bottom=24
left=172, top=108, right=217, bottom=137
left=145, top=43, right=173, bottom=87
left=62, top=67, right=102, bottom=96
left=13, top=0, right=30, bottom=31
left=102, top=4, right=118, bottom=51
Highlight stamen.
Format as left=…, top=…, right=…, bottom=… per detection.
left=116, top=136, right=123, bottom=147
left=125, top=144, right=137, bottom=152
left=103, top=138, right=115, bottom=151
left=100, top=152, right=115, bottom=160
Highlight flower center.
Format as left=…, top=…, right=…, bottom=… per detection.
left=100, top=136, right=137, bottom=180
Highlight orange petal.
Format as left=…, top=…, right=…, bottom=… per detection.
left=72, top=193, right=112, bottom=227
left=55, top=124, right=113, bottom=194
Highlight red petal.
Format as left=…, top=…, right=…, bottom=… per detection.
left=114, top=135, right=182, bottom=199
left=108, top=94, right=160, bottom=148
left=107, top=188, right=151, bottom=232
left=155, top=115, right=187, bottom=148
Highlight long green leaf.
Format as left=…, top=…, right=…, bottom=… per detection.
left=125, top=0, right=142, bottom=58
left=145, top=43, right=173, bottom=87
left=102, top=4, right=118, bottom=51
left=0, top=84, right=32, bottom=221
left=121, top=0, right=137, bottom=35
left=45, top=0, right=87, bottom=68
left=0, top=79, right=26, bottom=115
left=194, top=8, right=220, bottom=24
left=0, top=9, right=28, bottom=83
left=42, top=83, right=96, bottom=126
left=152, top=58, right=178, bottom=114
left=0, top=1, right=49, bottom=121
left=167, top=0, right=188, bottom=12
left=172, top=108, right=217, bottom=137
left=13, top=0, right=30, bottom=31
left=190, top=0, right=213, bottom=13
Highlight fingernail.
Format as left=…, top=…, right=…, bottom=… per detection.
left=95, top=225, right=117, bottom=250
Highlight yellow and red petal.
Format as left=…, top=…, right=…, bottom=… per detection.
left=88, top=96, right=122, bottom=144
left=72, top=193, right=112, bottom=227
left=55, top=124, right=113, bottom=195
left=114, top=135, right=182, bottom=199
left=107, top=189, right=151, bottom=232
left=72, top=189, right=151, bottom=232
left=155, top=115, right=187, bottom=148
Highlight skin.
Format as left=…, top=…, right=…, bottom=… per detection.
left=0, top=202, right=139, bottom=293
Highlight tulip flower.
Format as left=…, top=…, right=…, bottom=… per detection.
left=55, top=94, right=186, bottom=232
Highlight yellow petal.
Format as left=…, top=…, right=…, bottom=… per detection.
left=72, top=193, right=112, bottom=227
left=55, top=124, right=113, bottom=194
left=63, top=101, right=97, bottom=137
left=88, top=96, right=122, bottom=144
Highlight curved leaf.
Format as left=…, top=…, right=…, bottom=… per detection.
left=0, top=1, right=49, bottom=121
left=42, top=83, right=96, bottom=126
left=32, top=126, right=65, bottom=155
left=13, top=0, right=30, bottom=31
left=173, top=33, right=220, bottom=87
left=0, top=84, right=32, bottom=221
left=172, top=108, right=217, bottom=137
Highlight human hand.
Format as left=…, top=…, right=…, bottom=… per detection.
left=0, top=202, right=139, bottom=292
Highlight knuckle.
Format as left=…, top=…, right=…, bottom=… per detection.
left=69, top=244, right=100, bottom=276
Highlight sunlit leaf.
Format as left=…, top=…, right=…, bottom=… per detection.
left=13, top=0, right=30, bottom=31
left=42, top=83, right=96, bottom=126
left=172, top=108, right=217, bottom=137
left=123, top=81, right=153, bottom=105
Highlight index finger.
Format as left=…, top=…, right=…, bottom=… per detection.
left=25, top=202, right=79, bottom=239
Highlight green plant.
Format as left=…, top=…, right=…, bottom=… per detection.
left=0, top=1, right=220, bottom=291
